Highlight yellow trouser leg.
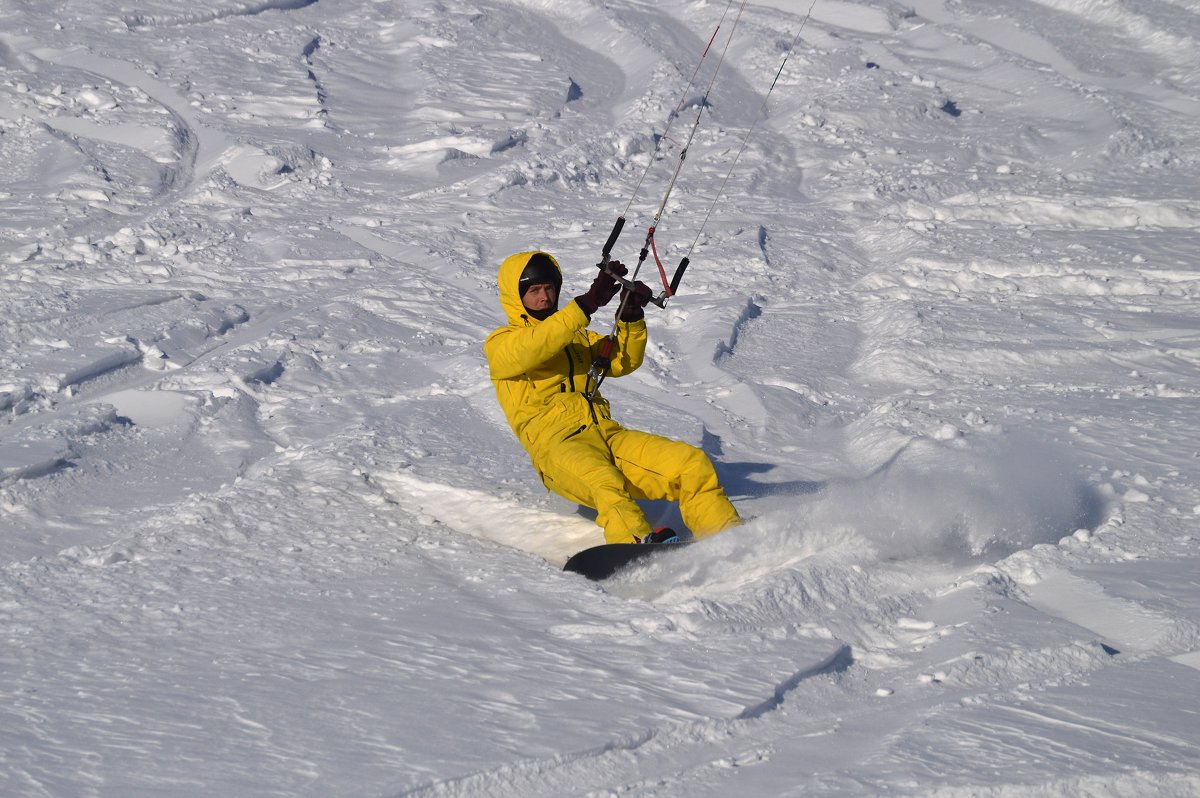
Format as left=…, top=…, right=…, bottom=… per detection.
left=538, top=427, right=652, bottom=544
left=604, top=424, right=741, bottom=539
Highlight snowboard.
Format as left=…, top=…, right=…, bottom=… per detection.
left=563, top=541, right=692, bottom=581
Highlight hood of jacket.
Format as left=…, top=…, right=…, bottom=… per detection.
left=498, top=251, right=562, bottom=325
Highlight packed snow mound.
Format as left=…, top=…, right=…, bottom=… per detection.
left=832, top=430, right=1101, bottom=561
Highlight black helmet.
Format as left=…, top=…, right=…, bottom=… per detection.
left=518, top=252, right=561, bottom=298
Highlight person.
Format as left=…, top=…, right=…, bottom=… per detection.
left=484, top=250, right=741, bottom=544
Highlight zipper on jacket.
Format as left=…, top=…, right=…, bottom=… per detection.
left=563, top=345, right=576, bottom=391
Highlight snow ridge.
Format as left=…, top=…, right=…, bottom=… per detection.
left=124, top=0, right=320, bottom=29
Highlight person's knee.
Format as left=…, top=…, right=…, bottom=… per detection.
left=677, top=445, right=720, bottom=490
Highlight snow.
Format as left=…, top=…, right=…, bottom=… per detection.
left=2, top=0, right=1199, bottom=794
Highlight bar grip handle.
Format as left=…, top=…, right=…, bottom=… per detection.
left=669, top=257, right=689, bottom=296
left=602, top=216, right=625, bottom=258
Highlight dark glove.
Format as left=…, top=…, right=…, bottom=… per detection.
left=619, top=281, right=653, bottom=321
left=575, top=261, right=627, bottom=317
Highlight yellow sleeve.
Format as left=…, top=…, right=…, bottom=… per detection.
left=602, top=318, right=647, bottom=377
left=484, top=300, right=591, bottom=379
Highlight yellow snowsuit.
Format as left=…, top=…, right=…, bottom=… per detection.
left=484, top=251, right=741, bottom=543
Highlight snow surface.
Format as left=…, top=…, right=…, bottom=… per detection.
left=2, top=0, right=1200, bottom=795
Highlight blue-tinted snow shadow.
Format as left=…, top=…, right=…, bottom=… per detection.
left=701, top=425, right=824, bottom=500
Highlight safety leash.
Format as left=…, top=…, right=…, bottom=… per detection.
left=585, top=2, right=818, bottom=403
left=585, top=1, right=751, bottom=402
left=684, top=0, right=818, bottom=263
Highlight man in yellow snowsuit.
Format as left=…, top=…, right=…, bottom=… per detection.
left=484, top=250, right=741, bottom=544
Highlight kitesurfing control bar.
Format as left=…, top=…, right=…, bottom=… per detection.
left=595, top=254, right=690, bottom=307
left=596, top=264, right=669, bottom=309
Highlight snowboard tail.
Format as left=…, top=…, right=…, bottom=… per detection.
left=563, top=541, right=691, bottom=581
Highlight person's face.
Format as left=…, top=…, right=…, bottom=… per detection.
left=522, top=283, right=557, bottom=313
